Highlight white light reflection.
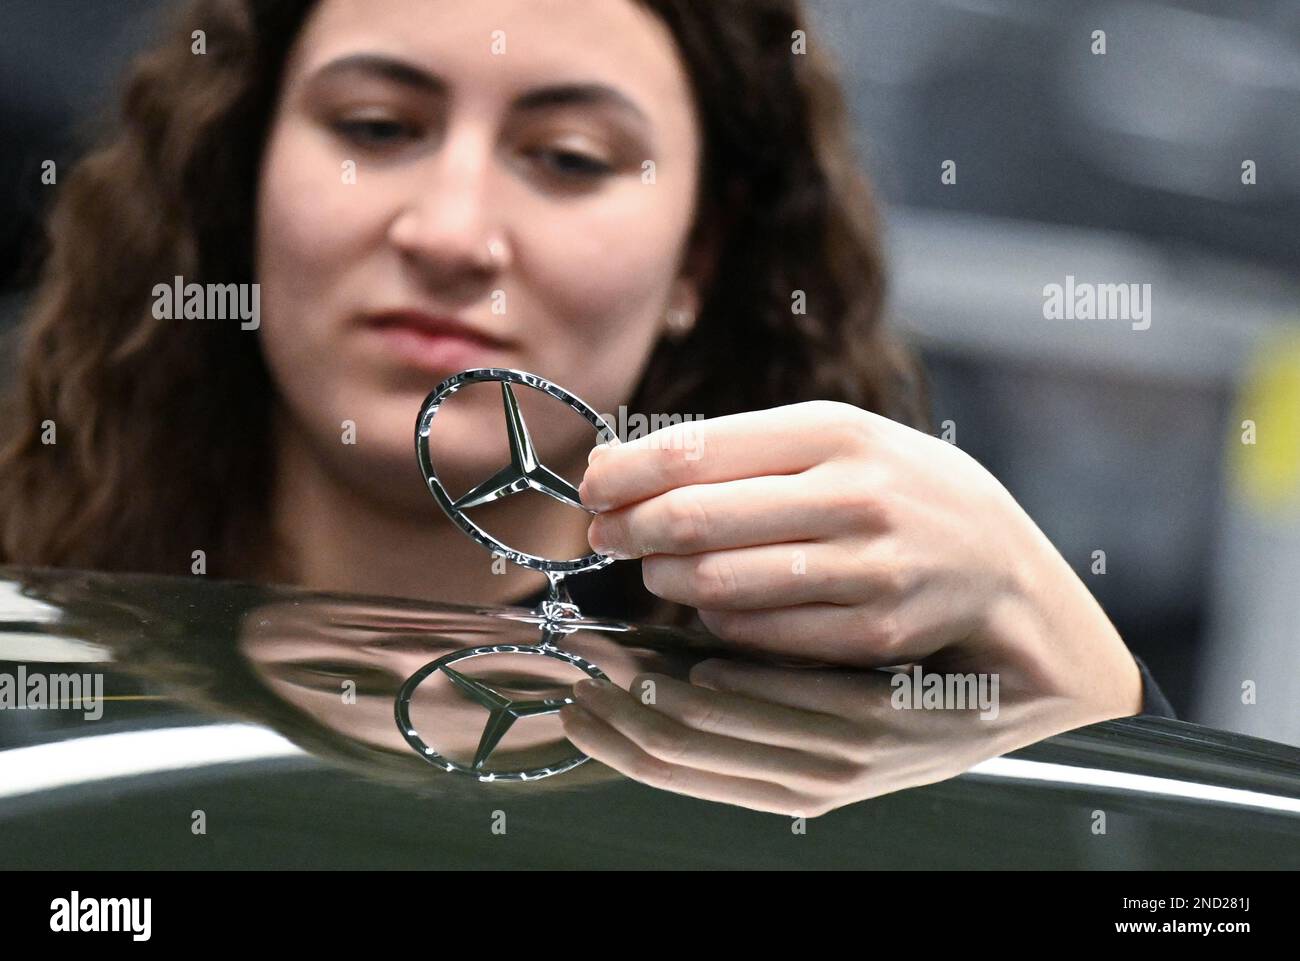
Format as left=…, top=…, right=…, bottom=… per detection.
left=0, top=724, right=306, bottom=800
left=968, top=756, right=1300, bottom=815
left=2, top=725, right=1296, bottom=816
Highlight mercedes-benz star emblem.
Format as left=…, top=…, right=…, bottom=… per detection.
left=400, top=368, right=620, bottom=781
left=416, top=367, right=616, bottom=576
left=395, top=643, right=609, bottom=781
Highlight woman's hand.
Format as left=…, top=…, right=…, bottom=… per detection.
left=561, top=663, right=1006, bottom=818
left=569, top=401, right=1144, bottom=811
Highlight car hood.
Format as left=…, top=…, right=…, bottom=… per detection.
left=0, top=566, right=1296, bottom=869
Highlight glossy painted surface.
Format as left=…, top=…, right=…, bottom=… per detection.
left=0, top=566, right=1296, bottom=869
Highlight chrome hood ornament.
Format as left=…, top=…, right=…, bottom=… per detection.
left=397, top=368, right=618, bottom=781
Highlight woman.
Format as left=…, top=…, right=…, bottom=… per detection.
left=0, top=0, right=1171, bottom=816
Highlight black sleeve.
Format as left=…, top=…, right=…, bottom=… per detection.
left=1131, top=652, right=1177, bottom=719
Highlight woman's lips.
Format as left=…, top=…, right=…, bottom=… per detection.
left=360, top=310, right=512, bottom=373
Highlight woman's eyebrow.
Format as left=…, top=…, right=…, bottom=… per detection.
left=309, top=53, right=446, bottom=94
left=308, top=53, right=650, bottom=125
left=513, top=84, right=650, bottom=126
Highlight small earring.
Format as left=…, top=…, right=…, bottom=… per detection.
left=665, top=306, right=696, bottom=340
left=485, top=238, right=510, bottom=269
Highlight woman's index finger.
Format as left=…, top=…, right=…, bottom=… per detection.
left=579, top=402, right=855, bottom=511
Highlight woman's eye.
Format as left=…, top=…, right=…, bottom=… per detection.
left=332, top=117, right=419, bottom=148
left=531, top=148, right=613, bottom=179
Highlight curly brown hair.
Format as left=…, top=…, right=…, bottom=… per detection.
left=0, top=0, right=928, bottom=600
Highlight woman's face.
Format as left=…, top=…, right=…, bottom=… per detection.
left=256, top=0, right=703, bottom=506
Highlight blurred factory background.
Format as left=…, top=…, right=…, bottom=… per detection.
left=1, top=0, right=1297, bottom=744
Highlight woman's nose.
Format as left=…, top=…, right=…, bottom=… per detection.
left=386, top=131, right=512, bottom=284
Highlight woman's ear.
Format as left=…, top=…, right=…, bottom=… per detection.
left=662, top=203, right=724, bottom=341
left=682, top=201, right=724, bottom=297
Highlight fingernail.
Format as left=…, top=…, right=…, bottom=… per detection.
left=560, top=703, right=591, bottom=725
left=689, top=659, right=725, bottom=689
left=573, top=678, right=607, bottom=699
left=579, top=480, right=609, bottom=514
left=591, top=541, right=632, bottom=561
left=588, top=521, right=630, bottom=558
left=587, top=435, right=620, bottom=464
